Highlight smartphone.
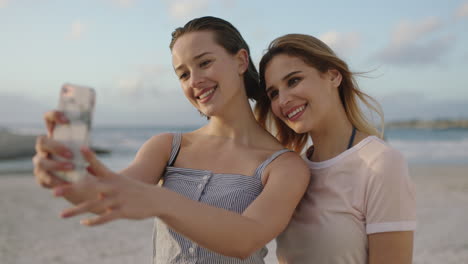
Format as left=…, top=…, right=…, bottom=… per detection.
left=52, top=83, right=96, bottom=182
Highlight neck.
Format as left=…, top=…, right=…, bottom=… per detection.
left=308, top=107, right=354, bottom=162
left=204, top=96, right=264, bottom=145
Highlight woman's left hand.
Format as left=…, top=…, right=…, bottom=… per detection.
left=53, top=147, right=158, bottom=226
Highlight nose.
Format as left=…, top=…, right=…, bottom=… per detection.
left=278, top=90, right=291, bottom=107
left=189, top=70, right=205, bottom=88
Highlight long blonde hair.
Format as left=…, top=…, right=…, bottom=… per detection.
left=255, top=34, right=384, bottom=153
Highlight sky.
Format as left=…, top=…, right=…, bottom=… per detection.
left=1, top=0, right=467, bottom=127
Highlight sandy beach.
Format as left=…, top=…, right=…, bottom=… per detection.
left=1, top=165, right=467, bottom=264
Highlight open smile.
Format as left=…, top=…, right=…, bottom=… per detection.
left=284, top=104, right=307, bottom=121
left=196, top=86, right=217, bottom=103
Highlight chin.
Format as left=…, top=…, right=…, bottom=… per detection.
left=292, top=127, right=308, bottom=134
left=200, top=107, right=218, bottom=118
left=287, top=122, right=311, bottom=134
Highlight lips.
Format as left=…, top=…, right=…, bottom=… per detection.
left=284, top=104, right=307, bottom=120
left=196, top=86, right=217, bottom=101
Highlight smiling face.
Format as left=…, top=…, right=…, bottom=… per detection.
left=171, top=30, right=247, bottom=118
left=264, top=54, right=342, bottom=134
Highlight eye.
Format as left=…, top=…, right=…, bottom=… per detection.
left=287, top=77, right=302, bottom=87
left=200, top=60, right=212, bottom=68
left=268, top=90, right=279, bottom=100
left=179, top=72, right=189, bottom=80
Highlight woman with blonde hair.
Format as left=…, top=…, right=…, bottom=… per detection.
left=256, top=34, right=416, bottom=264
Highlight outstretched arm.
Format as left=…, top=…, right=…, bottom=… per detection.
left=56, top=149, right=310, bottom=259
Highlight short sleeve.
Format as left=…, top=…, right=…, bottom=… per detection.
left=364, top=147, right=417, bottom=234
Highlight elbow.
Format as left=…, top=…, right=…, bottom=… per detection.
left=231, top=250, right=256, bottom=260
left=230, top=240, right=262, bottom=260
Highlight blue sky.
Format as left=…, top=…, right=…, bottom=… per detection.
left=1, top=0, right=467, bottom=126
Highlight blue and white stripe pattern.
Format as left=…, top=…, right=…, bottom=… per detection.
left=153, top=133, right=290, bottom=264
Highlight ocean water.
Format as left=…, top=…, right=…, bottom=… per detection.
left=385, top=127, right=468, bottom=164
left=1, top=124, right=467, bottom=174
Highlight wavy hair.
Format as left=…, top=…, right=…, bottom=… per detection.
left=255, top=34, right=384, bottom=153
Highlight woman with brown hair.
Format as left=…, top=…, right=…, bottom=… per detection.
left=32, top=17, right=309, bottom=264
left=256, top=34, right=416, bottom=264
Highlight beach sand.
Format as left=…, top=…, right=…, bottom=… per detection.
left=1, top=165, right=467, bottom=264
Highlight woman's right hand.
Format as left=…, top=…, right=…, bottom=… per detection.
left=32, top=110, right=74, bottom=188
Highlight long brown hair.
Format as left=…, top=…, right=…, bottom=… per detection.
left=169, top=16, right=262, bottom=101
left=256, top=34, right=384, bottom=153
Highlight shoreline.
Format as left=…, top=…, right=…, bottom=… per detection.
left=386, top=119, right=468, bottom=129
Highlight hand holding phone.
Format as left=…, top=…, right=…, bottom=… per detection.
left=52, top=83, right=96, bottom=182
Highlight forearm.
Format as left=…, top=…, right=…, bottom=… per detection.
left=153, top=187, right=271, bottom=259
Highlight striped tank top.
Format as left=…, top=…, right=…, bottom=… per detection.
left=152, top=133, right=290, bottom=264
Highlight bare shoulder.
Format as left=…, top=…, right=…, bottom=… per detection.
left=121, top=133, right=176, bottom=183
left=264, top=151, right=310, bottom=184
left=134, top=132, right=174, bottom=161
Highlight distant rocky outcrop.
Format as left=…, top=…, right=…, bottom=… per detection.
left=0, top=129, right=37, bottom=159
left=386, top=119, right=468, bottom=129
left=0, top=129, right=110, bottom=160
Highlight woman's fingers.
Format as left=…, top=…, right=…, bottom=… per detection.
left=81, top=147, right=111, bottom=178
left=34, top=169, right=68, bottom=188
left=43, top=110, right=68, bottom=137
left=53, top=175, right=113, bottom=198
left=33, top=153, right=74, bottom=172
left=80, top=209, right=120, bottom=226
left=35, top=135, right=73, bottom=159
left=32, top=153, right=72, bottom=188
left=61, top=195, right=115, bottom=218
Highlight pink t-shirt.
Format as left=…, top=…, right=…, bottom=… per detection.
left=276, top=136, right=417, bottom=264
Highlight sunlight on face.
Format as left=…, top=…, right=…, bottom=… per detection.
left=264, top=54, right=337, bottom=134
left=171, top=31, right=244, bottom=118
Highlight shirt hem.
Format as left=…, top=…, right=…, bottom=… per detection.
left=366, top=221, right=417, bottom=234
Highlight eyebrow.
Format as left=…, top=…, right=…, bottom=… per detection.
left=266, top=70, right=302, bottom=94
left=174, top=52, right=213, bottom=72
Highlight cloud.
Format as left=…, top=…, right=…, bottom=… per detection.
left=0, top=94, right=49, bottom=125
left=456, top=2, right=468, bottom=18
left=378, top=92, right=468, bottom=121
left=109, top=0, right=136, bottom=8
left=250, top=27, right=269, bottom=43
left=221, top=0, right=237, bottom=8
left=163, top=0, right=238, bottom=21
left=376, top=34, right=455, bottom=65
left=391, top=17, right=442, bottom=46
left=168, top=0, right=210, bottom=21
left=116, top=75, right=145, bottom=97
left=101, top=64, right=204, bottom=126
left=114, top=64, right=176, bottom=98
left=0, top=0, right=8, bottom=8
left=373, top=17, right=455, bottom=66
left=319, top=31, right=361, bottom=57
left=66, top=20, right=87, bottom=40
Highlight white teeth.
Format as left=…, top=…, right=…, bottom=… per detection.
left=199, top=88, right=215, bottom=99
left=287, top=105, right=305, bottom=119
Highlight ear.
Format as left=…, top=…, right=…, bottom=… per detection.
left=236, top=49, right=249, bottom=75
left=328, top=69, right=342, bottom=88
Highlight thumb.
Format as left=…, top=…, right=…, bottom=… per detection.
left=81, top=146, right=111, bottom=178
